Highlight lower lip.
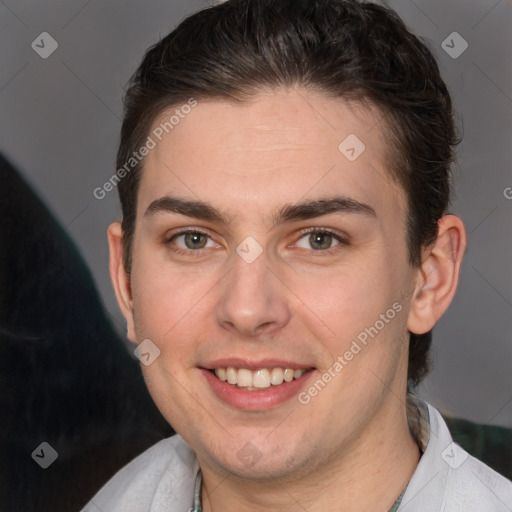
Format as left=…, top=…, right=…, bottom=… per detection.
left=201, top=369, right=316, bottom=410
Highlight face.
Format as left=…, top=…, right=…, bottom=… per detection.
left=116, top=89, right=422, bottom=480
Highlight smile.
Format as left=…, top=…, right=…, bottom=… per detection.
left=212, top=367, right=307, bottom=390
left=202, top=360, right=316, bottom=410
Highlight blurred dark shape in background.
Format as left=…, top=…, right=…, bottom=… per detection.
left=0, top=153, right=173, bottom=512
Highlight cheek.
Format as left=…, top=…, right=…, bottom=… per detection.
left=285, top=254, right=410, bottom=376
left=130, top=256, right=215, bottom=345
left=289, top=259, right=394, bottom=328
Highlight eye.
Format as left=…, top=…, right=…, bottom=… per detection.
left=295, top=229, right=344, bottom=251
left=169, top=230, right=218, bottom=251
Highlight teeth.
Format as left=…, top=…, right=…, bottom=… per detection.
left=214, top=366, right=306, bottom=389
left=216, top=368, right=227, bottom=382
left=237, top=368, right=253, bottom=387
left=226, top=367, right=237, bottom=385
left=253, top=369, right=271, bottom=388
left=270, top=368, right=284, bottom=385
left=283, top=368, right=294, bottom=382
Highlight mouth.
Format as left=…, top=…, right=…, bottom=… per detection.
left=201, top=363, right=316, bottom=410
left=209, top=366, right=310, bottom=390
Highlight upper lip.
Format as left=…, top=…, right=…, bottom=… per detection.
left=201, top=358, right=314, bottom=371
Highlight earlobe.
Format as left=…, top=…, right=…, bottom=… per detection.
left=407, top=215, right=467, bottom=335
left=107, top=222, right=137, bottom=342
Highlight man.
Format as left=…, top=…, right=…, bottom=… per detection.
left=82, top=0, right=512, bottom=510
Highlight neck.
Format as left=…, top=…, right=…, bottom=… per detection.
left=199, top=395, right=421, bottom=512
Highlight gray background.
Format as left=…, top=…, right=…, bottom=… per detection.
left=1, top=0, right=510, bottom=426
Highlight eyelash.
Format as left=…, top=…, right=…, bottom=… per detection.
left=165, top=228, right=218, bottom=258
left=294, top=227, right=349, bottom=255
left=165, top=227, right=349, bottom=257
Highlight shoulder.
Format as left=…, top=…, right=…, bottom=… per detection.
left=79, top=435, right=198, bottom=512
left=401, top=399, right=512, bottom=511
left=428, top=402, right=512, bottom=510
left=443, top=449, right=512, bottom=511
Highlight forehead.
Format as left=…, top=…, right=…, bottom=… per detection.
left=137, top=89, right=405, bottom=224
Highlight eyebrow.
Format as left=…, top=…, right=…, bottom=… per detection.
left=144, top=195, right=376, bottom=227
left=276, top=197, right=376, bottom=224
left=145, top=196, right=225, bottom=223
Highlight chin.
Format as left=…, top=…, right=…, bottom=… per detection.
left=196, top=429, right=314, bottom=481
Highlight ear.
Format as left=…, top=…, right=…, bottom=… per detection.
left=407, top=215, right=466, bottom=335
left=107, top=222, right=136, bottom=343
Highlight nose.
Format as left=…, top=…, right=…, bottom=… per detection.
left=214, top=247, right=292, bottom=338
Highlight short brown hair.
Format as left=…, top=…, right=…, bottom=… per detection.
left=116, top=0, right=460, bottom=387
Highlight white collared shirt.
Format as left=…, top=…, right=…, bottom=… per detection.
left=80, top=399, right=512, bottom=512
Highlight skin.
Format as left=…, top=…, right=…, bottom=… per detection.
left=108, top=88, right=466, bottom=511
